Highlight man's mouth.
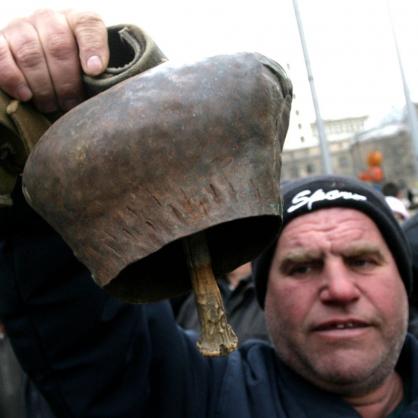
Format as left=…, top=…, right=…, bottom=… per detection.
left=313, top=320, right=369, bottom=332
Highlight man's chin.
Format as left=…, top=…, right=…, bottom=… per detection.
left=304, top=358, right=392, bottom=397
left=282, top=346, right=388, bottom=396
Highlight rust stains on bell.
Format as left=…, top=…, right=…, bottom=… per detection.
left=22, top=52, right=292, bottom=356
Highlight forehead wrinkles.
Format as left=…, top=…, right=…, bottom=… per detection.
left=278, top=208, right=383, bottom=254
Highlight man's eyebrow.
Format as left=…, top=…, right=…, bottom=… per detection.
left=278, top=249, right=323, bottom=268
left=280, top=249, right=322, bottom=261
left=341, top=243, right=385, bottom=260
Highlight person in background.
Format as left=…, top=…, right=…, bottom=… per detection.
left=176, top=262, right=269, bottom=344
left=384, top=195, right=410, bottom=223
left=406, top=188, right=416, bottom=209
left=403, top=212, right=418, bottom=337
left=381, top=181, right=410, bottom=223
left=381, top=181, right=401, bottom=198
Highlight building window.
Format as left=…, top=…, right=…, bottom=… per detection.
left=306, top=163, right=315, bottom=174
left=338, top=155, right=349, bottom=169
left=289, top=165, right=300, bottom=178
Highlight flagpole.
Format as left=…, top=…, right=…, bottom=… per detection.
left=292, top=0, right=333, bottom=174
left=387, top=0, right=418, bottom=180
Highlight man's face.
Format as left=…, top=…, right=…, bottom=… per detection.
left=265, top=207, right=408, bottom=396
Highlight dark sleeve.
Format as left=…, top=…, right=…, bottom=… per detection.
left=0, top=185, right=223, bottom=418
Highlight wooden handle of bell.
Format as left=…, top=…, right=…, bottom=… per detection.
left=183, top=231, right=238, bottom=356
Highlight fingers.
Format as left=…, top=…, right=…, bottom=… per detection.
left=29, top=10, right=84, bottom=112
left=0, top=9, right=109, bottom=113
left=64, top=10, right=109, bottom=76
left=0, top=20, right=35, bottom=103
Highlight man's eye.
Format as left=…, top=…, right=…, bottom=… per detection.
left=287, top=264, right=313, bottom=276
left=347, top=257, right=376, bottom=269
left=280, top=259, right=322, bottom=277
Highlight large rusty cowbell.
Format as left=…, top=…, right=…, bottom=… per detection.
left=22, top=52, right=292, bottom=354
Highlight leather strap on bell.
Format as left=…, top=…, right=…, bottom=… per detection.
left=83, top=24, right=167, bottom=97
left=0, top=24, right=167, bottom=207
left=0, top=92, right=50, bottom=207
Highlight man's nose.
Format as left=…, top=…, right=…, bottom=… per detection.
left=319, top=260, right=360, bottom=304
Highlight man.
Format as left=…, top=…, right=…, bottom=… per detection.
left=0, top=10, right=416, bottom=418
left=252, top=176, right=413, bottom=418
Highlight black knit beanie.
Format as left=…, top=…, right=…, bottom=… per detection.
left=253, top=175, right=413, bottom=308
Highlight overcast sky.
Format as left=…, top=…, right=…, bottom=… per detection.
left=2, top=0, right=418, bottom=126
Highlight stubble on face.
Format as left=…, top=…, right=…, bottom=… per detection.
left=264, top=208, right=409, bottom=397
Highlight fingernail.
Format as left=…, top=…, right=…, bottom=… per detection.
left=16, top=85, right=32, bottom=101
left=86, top=55, right=103, bottom=75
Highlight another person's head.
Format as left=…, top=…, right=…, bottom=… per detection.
left=381, top=181, right=400, bottom=197
left=253, top=175, right=412, bottom=397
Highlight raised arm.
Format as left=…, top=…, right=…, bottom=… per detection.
left=0, top=10, right=219, bottom=417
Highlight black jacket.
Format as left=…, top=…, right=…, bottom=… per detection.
left=2, top=187, right=418, bottom=418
